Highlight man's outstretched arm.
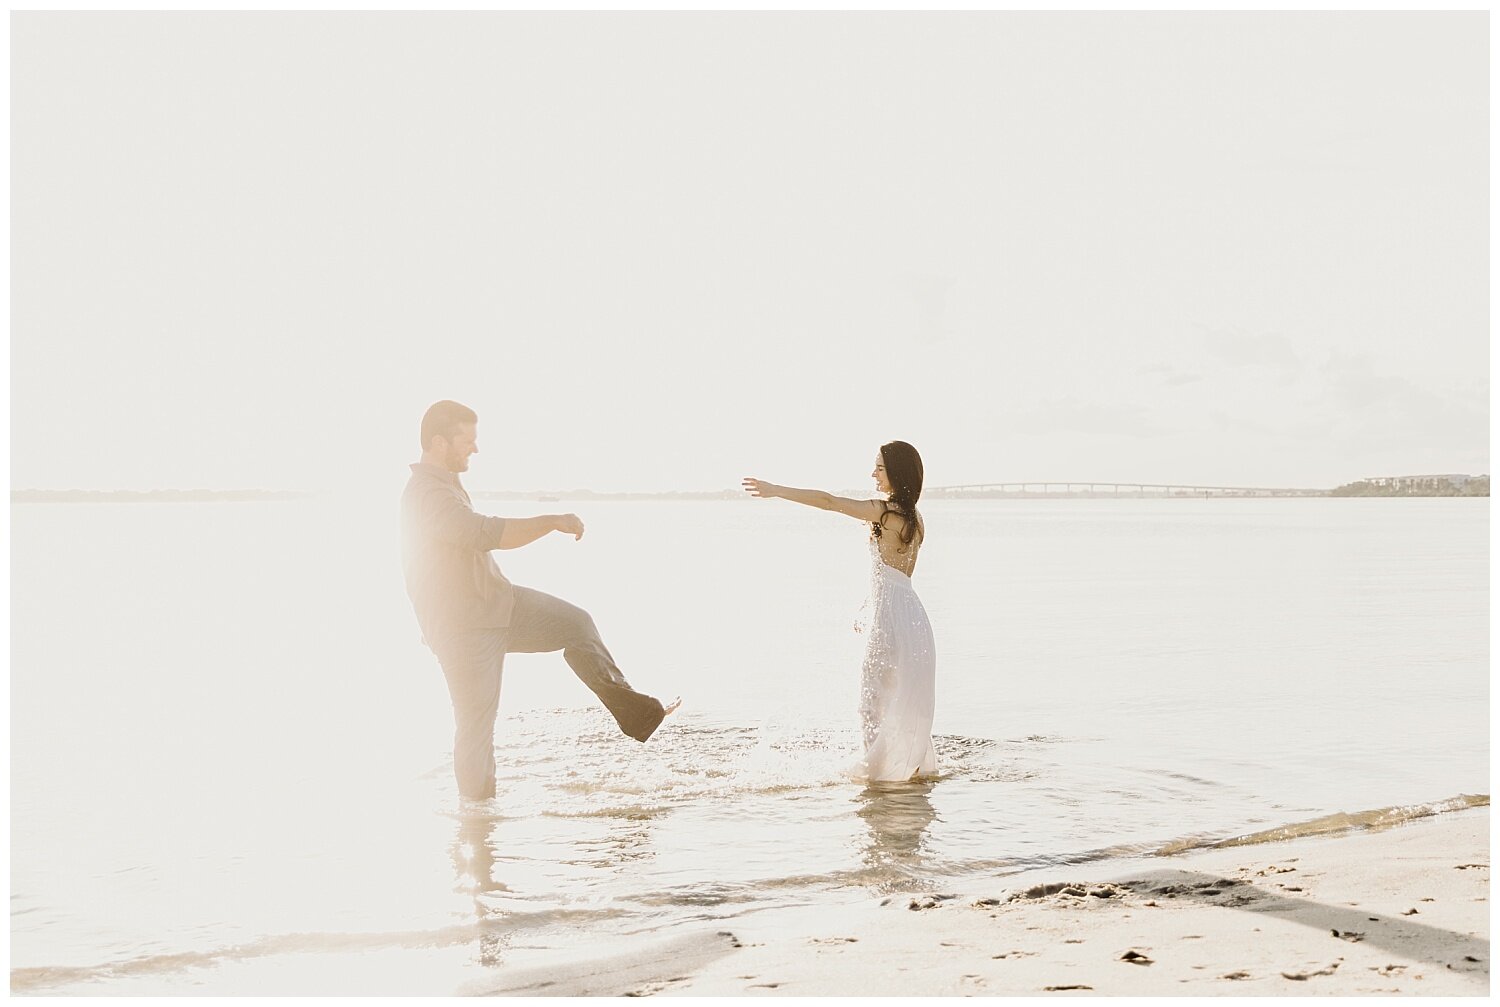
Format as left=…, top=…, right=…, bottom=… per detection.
left=497, top=513, right=585, bottom=550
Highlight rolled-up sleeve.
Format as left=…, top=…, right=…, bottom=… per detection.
left=422, top=488, right=506, bottom=552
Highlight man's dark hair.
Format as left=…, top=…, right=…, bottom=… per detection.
left=420, top=400, right=478, bottom=451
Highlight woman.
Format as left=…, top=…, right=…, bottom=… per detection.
left=743, top=441, right=937, bottom=782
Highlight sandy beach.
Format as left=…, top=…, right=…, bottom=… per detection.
left=464, top=806, right=1489, bottom=997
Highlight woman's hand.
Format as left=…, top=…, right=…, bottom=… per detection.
left=741, top=478, right=781, bottom=499
left=741, top=479, right=883, bottom=521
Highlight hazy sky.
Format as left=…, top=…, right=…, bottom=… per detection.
left=12, top=12, right=1488, bottom=493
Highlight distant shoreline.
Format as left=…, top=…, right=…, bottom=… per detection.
left=473, top=490, right=744, bottom=502
left=11, top=489, right=312, bottom=504
left=12, top=486, right=1488, bottom=504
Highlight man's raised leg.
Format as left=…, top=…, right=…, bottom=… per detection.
left=506, top=586, right=671, bottom=742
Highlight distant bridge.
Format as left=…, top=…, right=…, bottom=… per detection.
left=927, top=482, right=1329, bottom=498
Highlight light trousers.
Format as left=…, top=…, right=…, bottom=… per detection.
left=429, top=586, right=667, bottom=800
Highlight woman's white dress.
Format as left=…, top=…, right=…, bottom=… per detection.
left=851, top=538, right=937, bottom=782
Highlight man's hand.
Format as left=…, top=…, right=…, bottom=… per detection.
left=554, top=513, right=585, bottom=540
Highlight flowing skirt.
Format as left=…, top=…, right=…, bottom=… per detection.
left=851, top=564, right=937, bottom=782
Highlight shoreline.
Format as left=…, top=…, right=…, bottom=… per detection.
left=475, top=806, right=1490, bottom=997
left=11, top=805, right=1488, bottom=996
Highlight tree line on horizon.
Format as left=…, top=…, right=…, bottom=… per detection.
left=1331, top=476, right=1489, bottom=497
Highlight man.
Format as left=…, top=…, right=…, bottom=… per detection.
left=400, top=400, right=679, bottom=800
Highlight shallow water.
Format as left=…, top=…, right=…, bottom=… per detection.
left=9, top=496, right=1488, bottom=993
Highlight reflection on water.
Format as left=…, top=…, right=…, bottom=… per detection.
left=450, top=812, right=511, bottom=968
left=451, top=812, right=510, bottom=896
left=856, top=780, right=938, bottom=885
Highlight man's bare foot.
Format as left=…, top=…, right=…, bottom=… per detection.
left=663, top=697, right=683, bottom=716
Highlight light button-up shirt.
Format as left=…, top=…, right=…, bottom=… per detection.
left=399, top=462, right=514, bottom=645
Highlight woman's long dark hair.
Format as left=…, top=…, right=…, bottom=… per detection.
left=871, top=440, right=924, bottom=547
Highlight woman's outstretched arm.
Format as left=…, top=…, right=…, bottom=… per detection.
left=742, top=478, right=886, bottom=522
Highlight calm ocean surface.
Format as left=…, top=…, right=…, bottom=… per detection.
left=10, top=496, right=1489, bottom=994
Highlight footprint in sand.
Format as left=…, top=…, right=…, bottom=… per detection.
left=1220, top=971, right=1252, bottom=980
left=1009, top=881, right=1130, bottom=903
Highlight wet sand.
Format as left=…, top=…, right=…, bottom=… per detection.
left=13, top=807, right=1487, bottom=996
left=516, top=806, right=1489, bottom=997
